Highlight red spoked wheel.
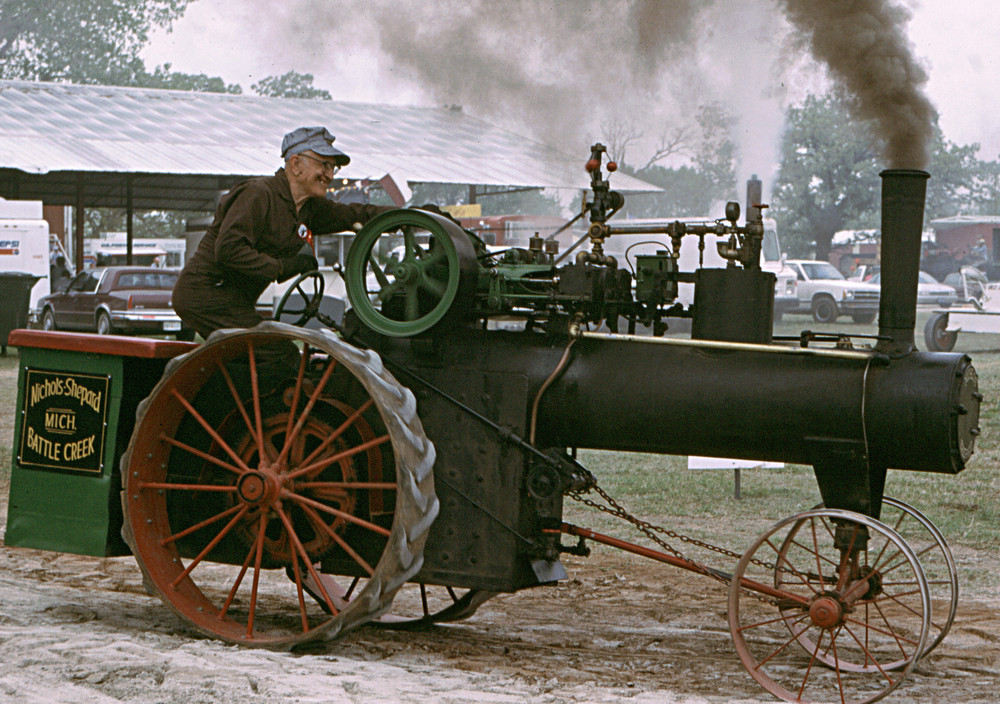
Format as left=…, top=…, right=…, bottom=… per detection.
left=728, top=509, right=930, bottom=704
left=122, top=321, right=438, bottom=649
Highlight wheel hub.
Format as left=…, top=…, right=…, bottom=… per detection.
left=809, top=594, right=845, bottom=629
left=236, top=470, right=279, bottom=505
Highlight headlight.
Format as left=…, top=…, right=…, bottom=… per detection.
left=843, top=290, right=854, bottom=300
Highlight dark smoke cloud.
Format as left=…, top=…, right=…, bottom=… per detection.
left=275, top=0, right=935, bottom=172
left=777, top=0, right=937, bottom=169
left=288, top=0, right=710, bottom=155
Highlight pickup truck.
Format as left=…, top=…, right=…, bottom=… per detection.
left=784, top=259, right=881, bottom=323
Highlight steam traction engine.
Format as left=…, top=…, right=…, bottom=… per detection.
left=5, top=147, right=981, bottom=704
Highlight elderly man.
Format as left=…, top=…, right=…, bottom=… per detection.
left=173, top=126, right=390, bottom=338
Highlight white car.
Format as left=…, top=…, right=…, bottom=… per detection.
left=785, top=259, right=881, bottom=324
left=868, top=271, right=958, bottom=308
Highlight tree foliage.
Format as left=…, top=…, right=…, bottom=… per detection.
left=135, top=63, right=241, bottom=94
left=0, top=0, right=190, bottom=84
left=771, top=94, right=882, bottom=259
left=772, top=92, right=1000, bottom=259
left=252, top=71, right=331, bottom=100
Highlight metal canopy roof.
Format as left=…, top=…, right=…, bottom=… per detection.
left=0, top=80, right=657, bottom=211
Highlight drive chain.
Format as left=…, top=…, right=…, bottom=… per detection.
left=568, top=467, right=780, bottom=603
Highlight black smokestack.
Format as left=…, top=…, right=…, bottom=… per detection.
left=875, top=169, right=929, bottom=357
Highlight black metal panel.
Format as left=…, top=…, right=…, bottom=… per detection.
left=692, top=267, right=775, bottom=343
left=407, top=367, right=546, bottom=592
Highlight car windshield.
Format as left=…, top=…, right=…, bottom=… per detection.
left=918, top=271, right=940, bottom=284
left=800, top=261, right=844, bottom=280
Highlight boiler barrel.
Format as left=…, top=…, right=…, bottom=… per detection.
left=534, top=334, right=978, bottom=474
left=373, top=330, right=978, bottom=476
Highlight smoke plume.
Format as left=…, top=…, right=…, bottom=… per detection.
left=777, top=0, right=937, bottom=169
left=271, top=0, right=936, bottom=172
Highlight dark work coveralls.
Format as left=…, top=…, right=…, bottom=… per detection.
left=173, top=168, right=387, bottom=338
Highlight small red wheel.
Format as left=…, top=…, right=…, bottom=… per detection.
left=729, top=508, right=930, bottom=704
left=122, top=322, right=437, bottom=649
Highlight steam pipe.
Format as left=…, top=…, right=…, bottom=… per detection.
left=876, top=169, right=929, bottom=357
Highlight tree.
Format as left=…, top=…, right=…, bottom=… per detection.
left=614, top=103, right=738, bottom=219
left=252, top=71, right=331, bottom=100
left=136, top=64, right=241, bottom=94
left=0, top=0, right=190, bottom=84
left=771, top=94, right=882, bottom=259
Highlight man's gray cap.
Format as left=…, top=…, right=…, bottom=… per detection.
left=281, top=126, right=351, bottom=165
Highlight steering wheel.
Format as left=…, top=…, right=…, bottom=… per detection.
left=274, top=270, right=324, bottom=326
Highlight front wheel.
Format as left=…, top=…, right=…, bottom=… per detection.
left=811, top=296, right=839, bottom=323
left=41, top=308, right=57, bottom=331
left=850, top=311, right=877, bottom=324
left=924, top=312, right=957, bottom=351
left=729, top=508, right=930, bottom=704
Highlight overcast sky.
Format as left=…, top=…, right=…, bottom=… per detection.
left=141, top=0, right=1000, bottom=186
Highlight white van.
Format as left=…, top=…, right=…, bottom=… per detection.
left=0, top=198, right=51, bottom=310
left=602, top=216, right=797, bottom=316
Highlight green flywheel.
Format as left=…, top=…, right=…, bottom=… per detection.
left=345, top=209, right=478, bottom=337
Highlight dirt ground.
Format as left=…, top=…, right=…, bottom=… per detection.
left=0, top=528, right=997, bottom=704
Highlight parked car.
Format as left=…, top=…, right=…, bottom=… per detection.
left=784, top=259, right=881, bottom=323
left=31, top=266, right=194, bottom=340
left=867, top=271, right=958, bottom=308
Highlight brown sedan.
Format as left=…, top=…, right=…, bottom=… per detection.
left=32, top=266, right=195, bottom=340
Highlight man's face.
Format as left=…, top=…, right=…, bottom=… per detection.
left=292, top=151, right=340, bottom=199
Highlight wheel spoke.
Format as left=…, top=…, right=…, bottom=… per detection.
left=170, top=505, right=251, bottom=589
left=403, top=228, right=423, bottom=258
left=282, top=345, right=311, bottom=445
left=288, top=433, right=390, bottom=481
left=247, top=512, right=268, bottom=638
left=404, top=287, right=419, bottom=320
left=369, top=255, right=391, bottom=289
left=300, top=398, right=375, bottom=469
left=275, top=505, right=340, bottom=620
left=418, top=272, right=447, bottom=299
left=246, top=342, right=267, bottom=464
left=217, top=361, right=257, bottom=442
left=286, top=490, right=391, bottom=537
left=157, top=433, right=244, bottom=476
left=138, top=481, right=237, bottom=493
left=218, top=541, right=257, bottom=620
left=274, top=356, right=338, bottom=468
left=296, top=481, right=397, bottom=491
left=168, top=390, right=252, bottom=474
left=298, top=502, right=376, bottom=576
left=158, top=503, right=244, bottom=547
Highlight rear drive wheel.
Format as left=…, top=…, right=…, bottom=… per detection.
left=121, top=321, right=438, bottom=649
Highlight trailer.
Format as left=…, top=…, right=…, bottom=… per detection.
left=5, top=150, right=981, bottom=704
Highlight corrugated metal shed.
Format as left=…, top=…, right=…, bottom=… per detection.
left=0, top=80, right=656, bottom=211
